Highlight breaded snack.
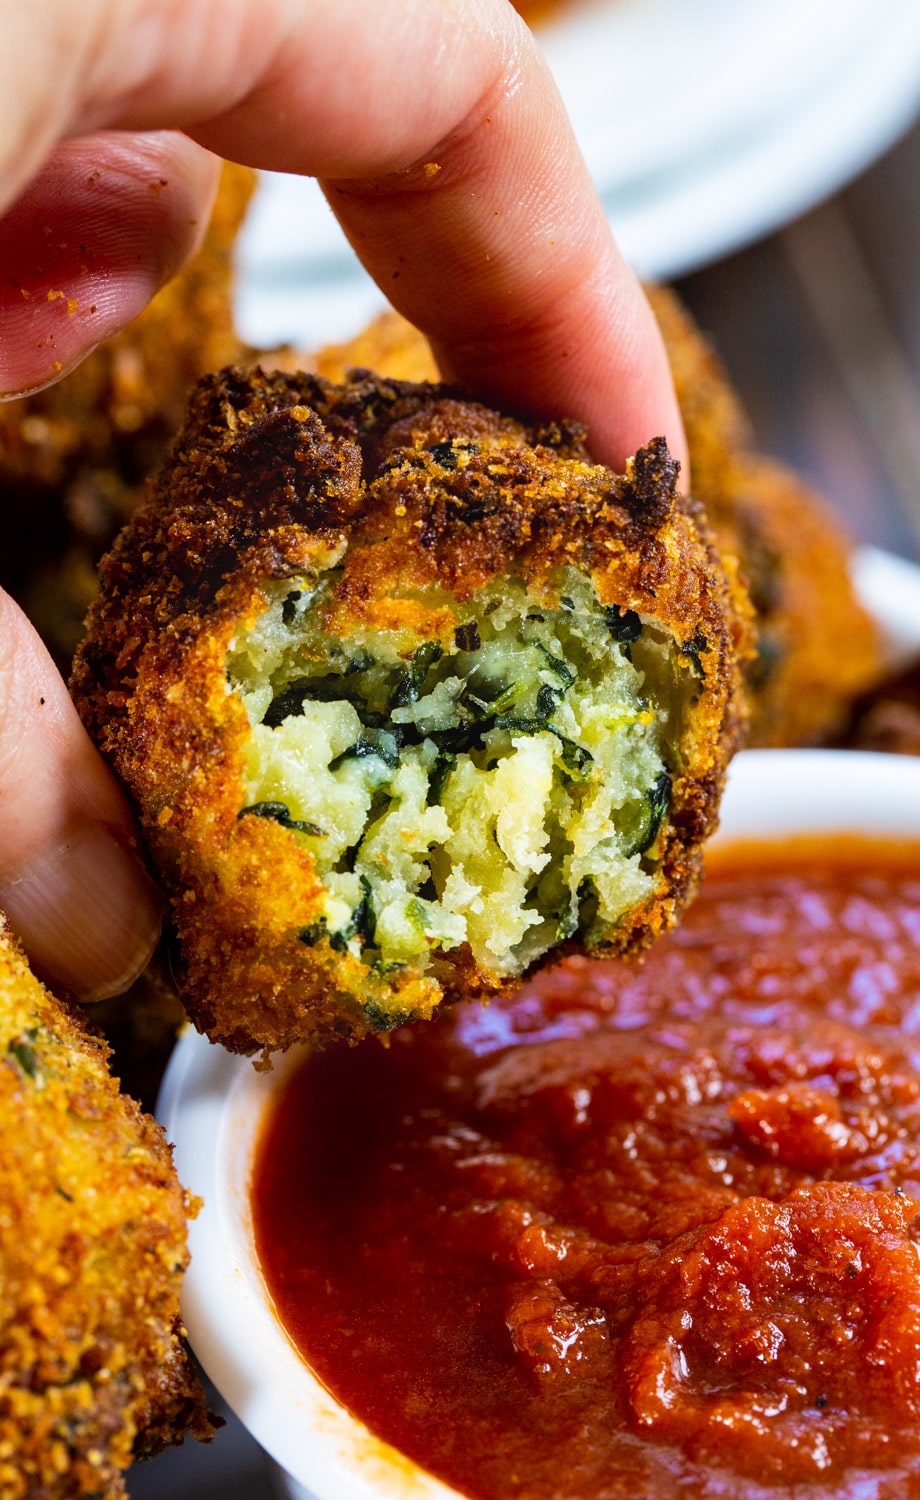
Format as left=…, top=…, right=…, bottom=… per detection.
left=3, top=161, right=256, bottom=666
left=306, top=308, right=429, bottom=386
left=0, top=920, right=210, bottom=1499
left=648, top=286, right=880, bottom=746
left=315, top=302, right=880, bottom=747
left=73, top=367, right=746, bottom=1060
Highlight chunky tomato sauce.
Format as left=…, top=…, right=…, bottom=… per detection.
left=253, top=839, right=920, bottom=1499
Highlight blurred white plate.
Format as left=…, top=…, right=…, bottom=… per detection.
left=236, top=0, right=920, bottom=350
left=542, top=0, right=911, bottom=198
left=853, top=546, right=920, bottom=670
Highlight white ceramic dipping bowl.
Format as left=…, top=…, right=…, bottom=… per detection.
left=158, top=748, right=920, bottom=1500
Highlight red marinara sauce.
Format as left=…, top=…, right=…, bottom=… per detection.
left=252, top=838, right=920, bottom=1499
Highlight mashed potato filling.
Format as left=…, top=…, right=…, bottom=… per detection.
left=227, top=571, right=686, bottom=979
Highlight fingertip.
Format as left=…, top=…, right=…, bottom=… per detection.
left=0, top=828, right=164, bottom=1003
left=0, top=132, right=220, bottom=397
left=0, top=589, right=163, bottom=1002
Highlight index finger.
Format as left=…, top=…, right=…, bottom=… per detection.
left=3, top=0, right=686, bottom=472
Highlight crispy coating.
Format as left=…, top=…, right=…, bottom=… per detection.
left=73, top=367, right=746, bottom=1060
left=643, top=288, right=881, bottom=745
left=0, top=921, right=210, bottom=1499
left=314, top=301, right=881, bottom=747
left=3, top=162, right=256, bottom=667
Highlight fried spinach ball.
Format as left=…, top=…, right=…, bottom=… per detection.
left=0, top=921, right=210, bottom=1498
left=73, top=368, right=746, bottom=1060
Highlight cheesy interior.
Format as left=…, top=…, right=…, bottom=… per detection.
left=227, top=570, right=689, bottom=980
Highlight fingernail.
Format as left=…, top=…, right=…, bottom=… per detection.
left=0, top=825, right=163, bottom=1002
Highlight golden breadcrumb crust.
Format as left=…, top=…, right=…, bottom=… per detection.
left=0, top=923, right=210, bottom=1499
left=312, top=301, right=880, bottom=747
left=73, top=367, right=747, bottom=1060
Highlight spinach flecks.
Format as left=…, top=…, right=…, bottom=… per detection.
left=298, top=921, right=327, bottom=947
left=281, top=590, right=303, bottom=627
left=407, top=897, right=431, bottom=934
left=428, top=751, right=457, bottom=805
left=389, top=642, right=444, bottom=710
left=492, top=714, right=544, bottom=736
left=550, top=730, right=594, bottom=774
left=680, top=631, right=708, bottom=680
left=605, top=606, right=642, bottom=645
left=238, top=802, right=325, bottom=837
left=629, top=769, right=672, bottom=857
left=8, top=1033, right=41, bottom=1084
left=330, top=876, right=377, bottom=952
left=263, top=681, right=312, bottom=728
left=492, top=715, right=593, bottom=773
left=556, top=905, right=579, bottom=943
left=427, top=439, right=478, bottom=471
left=362, top=999, right=416, bottom=1034
left=536, top=644, right=575, bottom=685
left=535, top=684, right=562, bottom=720
left=454, top=621, right=481, bottom=653
left=330, top=729, right=402, bottom=771
left=428, top=440, right=458, bottom=470
left=353, top=876, right=376, bottom=943
left=427, top=721, right=487, bottom=756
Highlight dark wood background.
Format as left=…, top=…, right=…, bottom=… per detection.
left=678, top=116, right=920, bottom=566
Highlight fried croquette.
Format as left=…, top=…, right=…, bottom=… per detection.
left=647, top=286, right=881, bottom=746
left=2, top=161, right=256, bottom=668
left=313, top=301, right=881, bottom=748
left=73, top=366, right=746, bottom=1060
left=0, top=921, right=210, bottom=1499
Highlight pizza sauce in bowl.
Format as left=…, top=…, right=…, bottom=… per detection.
left=252, top=828, right=920, bottom=1497
left=160, top=751, right=920, bottom=1497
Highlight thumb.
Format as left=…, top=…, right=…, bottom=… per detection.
left=0, top=589, right=162, bottom=1000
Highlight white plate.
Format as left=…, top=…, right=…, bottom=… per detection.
left=607, top=0, right=920, bottom=279
left=542, top=0, right=907, bottom=199
left=853, top=546, right=920, bottom=670
left=235, top=0, right=920, bottom=348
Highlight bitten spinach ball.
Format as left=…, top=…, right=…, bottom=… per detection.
left=73, top=369, right=747, bottom=1060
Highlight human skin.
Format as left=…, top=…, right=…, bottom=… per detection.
left=0, top=0, right=686, bottom=1002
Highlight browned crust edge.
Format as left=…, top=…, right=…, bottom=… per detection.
left=72, top=367, right=747, bottom=1058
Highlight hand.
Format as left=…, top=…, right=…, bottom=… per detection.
left=0, top=0, right=687, bottom=1001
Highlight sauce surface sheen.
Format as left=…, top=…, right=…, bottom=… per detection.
left=253, top=838, right=920, bottom=1499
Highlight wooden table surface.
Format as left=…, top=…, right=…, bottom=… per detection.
left=127, top=111, right=920, bottom=1500
left=677, top=115, right=920, bottom=567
